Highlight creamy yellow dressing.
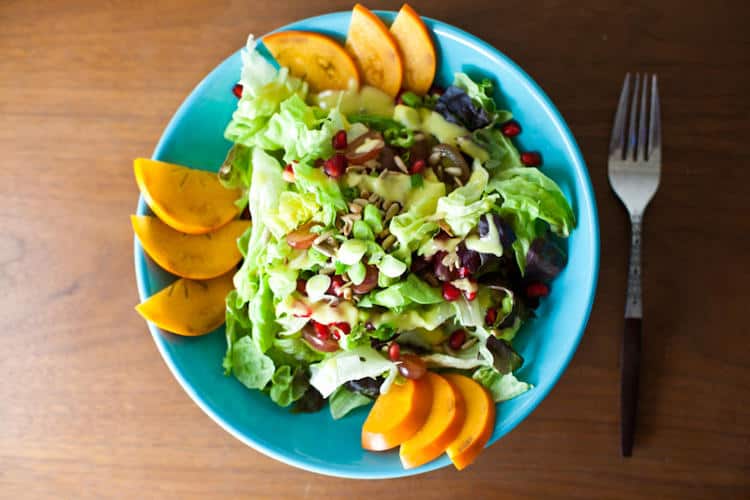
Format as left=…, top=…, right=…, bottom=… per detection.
left=464, top=218, right=504, bottom=257
left=419, top=237, right=463, bottom=258
left=313, top=85, right=395, bottom=117
left=309, top=300, right=359, bottom=325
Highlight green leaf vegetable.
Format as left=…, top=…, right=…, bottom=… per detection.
left=329, top=386, right=373, bottom=420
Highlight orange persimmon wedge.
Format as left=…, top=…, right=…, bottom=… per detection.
left=134, top=158, right=241, bottom=235
left=131, top=215, right=249, bottom=280
left=345, top=4, right=403, bottom=97
left=135, top=271, right=234, bottom=336
left=263, top=31, right=360, bottom=92
left=362, top=377, right=432, bottom=451
left=399, top=373, right=466, bottom=469
left=443, top=374, right=496, bottom=470
left=389, top=4, right=436, bottom=95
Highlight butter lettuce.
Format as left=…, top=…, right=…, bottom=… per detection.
left=309, top=346, right=396, bottom=398
left=367, top=274, right=443, bottom=309
left=264, top=94, right=337, bottom=163
left=264, top=191, right=319, bottom=238
left=293, top=162, right=347, bottom=226
left=488, top=166, right=575, bottom=273
left=329, top=386, right=372, bottom=420
left=434, top=162, right=498, bottom=236
left=473, top=366, right=531, bottom=402
left=231, top=336, right=275, bottom=390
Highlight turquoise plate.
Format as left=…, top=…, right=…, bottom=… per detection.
left=134, top=10, right=599, bottom=479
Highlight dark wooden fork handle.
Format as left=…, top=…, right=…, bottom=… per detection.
left=621, top=317, right=642, bottom=456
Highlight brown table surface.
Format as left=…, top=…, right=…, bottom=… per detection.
left=2, top=0, right=748, bottom=498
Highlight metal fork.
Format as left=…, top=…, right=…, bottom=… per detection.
left=608, top=73, right=661, bottom=457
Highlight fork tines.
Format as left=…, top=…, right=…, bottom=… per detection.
left=609, top=73, right=661, bottom=164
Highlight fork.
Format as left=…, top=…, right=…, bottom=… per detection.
left=608, top=73, right=661, bottom=457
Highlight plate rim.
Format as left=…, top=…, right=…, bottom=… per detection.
left=134, top=10, right=600, bottom=479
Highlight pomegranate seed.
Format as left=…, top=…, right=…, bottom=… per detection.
left=457, top=266, right=470, bottom=279
left=388, top=342, right=401, bottom=361
left=501, top=120, right=521, bottom=137
left=232, top=83, right=243, bottom=98
left=442, top=283, right=461, bottom=301
left=282, top=164, right=295, bottom=182
left=334, top=322, right=351, bottom=335
left=520, top=151, right=542, bottom=167
left=410, top=159, right=426, bottom=174
left=296, top=279, right=306, bottom=294
left=330, top=329, right=341, bottom=341
left=328, top=275, right=345, bottom=296
left=332, top=130, right=347, bottom=150
left=313, top=322, right=330, bottom=340
left=526, top=282, right=550, bottom=298
left=465, top=290, right=477, bottom=301
left=324, top=153, right=347, bottom=178
left=485, top=307, right=498, bottom=325
left=449, top=330, right=466, bottom=350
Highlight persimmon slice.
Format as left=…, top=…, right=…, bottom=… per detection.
left=132, top=215, right=249, bottom=280
left=263, top=31, right=360, bottom=92
left=399, top=373, right=466, bottom=469
left=390, top=4, right=436, bottom=95
left=345, top=4, right=403, bottom=97
left=135, top=270, right=234, bottom=337
left=134, top=158, right=241, bottom=235
left=443, top=374, right=496, bottom=470
left=362, top=377, right=432, bottom=451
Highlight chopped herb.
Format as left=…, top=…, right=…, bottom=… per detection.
left=400, top=91, right=422, bottom=108
left=410, top=173, right=424, bottom=188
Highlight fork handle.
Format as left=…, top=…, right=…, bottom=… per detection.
left=621, top=216, right=642, bottom=457
left=621, top=317, right=641, bottom=456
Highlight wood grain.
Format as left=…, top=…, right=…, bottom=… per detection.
left=1, top=0, right=748, bottom=498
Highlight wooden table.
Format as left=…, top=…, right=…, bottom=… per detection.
left=2, top=0, right=748, bottom=498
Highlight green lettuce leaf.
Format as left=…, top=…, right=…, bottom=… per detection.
left=266, top=266, right=298, bottom=302
left=422, top=340, right=488, bottom=370
left=264, top=191, right=319, bottom=238
left=238, top=35, right=283, bottom=97
left=375, top=302, right=455, bottom=332
left=472, top=126, right=522, bottom=170
left=329, top=386, right=373, bottom=420
left=270, top=335, right=325, bottom=366
left=453, top=72, right=496, bottom=113
left=472, top=366, right=531, bottom=402
left=248, top=275, right=277, bottom=354
left=269, top=365, right=308, bottom=407
left=489, top=167, right=575, bottom=237
left=434, top=163, right=498, bottom=237
left=367, top=274, right=443, bottom=309
left=218, top=144, right=253, bottom=193
left=238, top=148, right=286, bottom=281
left=225, top=37, right=309, bottom=148
left=222, top=290, right=252, bottom=374
left=309, top=346, right=396, bottom=398
left=487, top=167, right=575, bottom=273
left=264, top=94, right=337, bottom=163
left=293, top=162, right=347, bottom=226
left=231, top=336, right=275, bottom=390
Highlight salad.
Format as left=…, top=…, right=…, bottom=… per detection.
left=217, top=18, right=575, bottom=427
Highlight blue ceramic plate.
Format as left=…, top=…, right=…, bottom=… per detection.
left=134, top=10, right=599, bottom=478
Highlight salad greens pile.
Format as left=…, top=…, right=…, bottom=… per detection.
left=218, top=36, right=575, bottom=418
